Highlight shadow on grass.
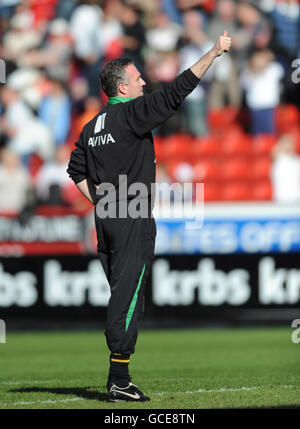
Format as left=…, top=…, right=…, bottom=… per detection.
left=10, top=386, right=108, bottom=402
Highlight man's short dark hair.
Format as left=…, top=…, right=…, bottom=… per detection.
left=100, top=58, right=134, bottom=97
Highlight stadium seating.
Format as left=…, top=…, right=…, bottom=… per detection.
left=252, top=134, right=277, bottom=155
left=192, top=136, right=221, bottom=158
left=197, top=182, right=221, bottom=202
left=153, top=135, right=169, bottom=163
left=276, top=104, right=300, bottom=134
left=222, top=182, right=253, bottom=201
left=192, top=159, right=221, bottom=182
left=252, top=181, right=273, bottom=201
left=222, top=158, right=250, bottom=180
left=131, top=103, right=300, bottom=203
left=285, top=127, right=300, bottom=155
left=165, top=160, right=194, bottom=182
left=221, top=129, right=252, bottom=157
left=163, top=134, right=194, bottom=161
left=207, top=106, right=239, bottom=133
left=252, top=157, right=272, bottom=180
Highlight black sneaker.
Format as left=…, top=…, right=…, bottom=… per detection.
left=107, top=382, right=150, bottom=402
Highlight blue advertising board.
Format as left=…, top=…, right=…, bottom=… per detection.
left=154, top=203, right=300, bottom=254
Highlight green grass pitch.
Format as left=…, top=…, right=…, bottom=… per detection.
left=0, top=327, right=299, bottom=409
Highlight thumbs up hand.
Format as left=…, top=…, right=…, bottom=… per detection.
left=212, top=31, right=231, bottom=57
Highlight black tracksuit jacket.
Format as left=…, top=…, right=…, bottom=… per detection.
left=67, top=68, right=200, bottom=198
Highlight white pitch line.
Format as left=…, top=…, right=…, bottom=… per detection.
left=152, top=384, right=296, bottom=396
left=1, top=381, right=53, bottom=386
left=0, top=379, right=84, bottom=386
left=1, top=397, right=84, bottom=407
left=152, top=386, right=259, bottom=396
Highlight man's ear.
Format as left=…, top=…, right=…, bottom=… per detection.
left=118, top=82, right=127, bottom=96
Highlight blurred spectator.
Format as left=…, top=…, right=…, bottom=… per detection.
left=0, top=78, right=32, bottom=149
left=234, top=1, right=272, bottom=69
left=26, top=0, right=59, bottom=31
left=267, top=0, right=300, bottom=61
left=2, top=11, right=42, bottom=63
left=0, top=0, right=20, bottom=35
left=70, top=0, right=103, bottom=60
left=2, top=67, right=45, bottom=110
left=0, top=148, right=31, bottom=213
left=271, top=134, right=300, bottom=203
left=38, top=77, right=71, bottom=146
left=73, top=96, right=101, bottom=140
left=0, top=73, right=54, bottom=164
left=265, top=0, right=300, bottom=106
left=35, top=145, right=70, bottom=204
left=207, top=1, right=241, bottom=109
left=55, top=0, right=77, bottom=21
left=177, top=0, right=216, bottom=15
left=20, top=18, right=73, bottom=82
left=145, top=48, right=180, bottom=105
left=69, top=0, right=104, bottom=96
left=208, top=0, right=238, bottom=41
left=145, top=50, right=179, bottom=85
left=207, top=54, right=241, bottom=109
left=145, top=50, right=181, bottom=135
left=99, top=0, right=123, bottom=63
left=179, top=9, right=214, bottom=135
left=161, top=0, right=183, bottom=25
left=117, top=3, right=146, bottom=72
left=143, top=7, right=182, bottom=102
left=0, top=78, right=33, bottom=133
left=241, top=49, right=284, bottom=135
left=146, top=11, right=182, bottom=53
left=69, top=76, right=90, bottom=115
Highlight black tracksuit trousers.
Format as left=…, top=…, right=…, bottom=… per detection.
left=94, top=207, right=156, bottom=356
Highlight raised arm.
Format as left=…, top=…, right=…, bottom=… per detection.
left=124, top=31, right=231, bottom=136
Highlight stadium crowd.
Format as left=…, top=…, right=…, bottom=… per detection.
left=0, top=0, right=300, bottom=215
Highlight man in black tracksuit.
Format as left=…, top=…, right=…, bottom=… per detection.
left=67, top=32, right=231, bottom=402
